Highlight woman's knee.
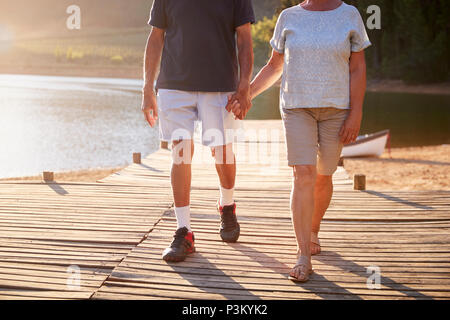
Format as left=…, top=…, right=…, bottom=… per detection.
left=292, top=165, right=317, bottom=187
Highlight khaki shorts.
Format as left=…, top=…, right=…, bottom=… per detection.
left=281, top=107, right=349, bottom=175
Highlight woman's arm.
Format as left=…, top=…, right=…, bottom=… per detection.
left=339, top=50, right=367, bottom=144
left=251, top=49, right=285, bottom=99
left=227, top=49, right=284, bottom=118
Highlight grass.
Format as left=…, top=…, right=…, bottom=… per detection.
left=0, top=28, right=149, bottom=69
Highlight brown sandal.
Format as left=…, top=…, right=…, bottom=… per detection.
left=288, top=257, right=313, bottom=283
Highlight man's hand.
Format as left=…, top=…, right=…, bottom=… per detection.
left=226, top=83, right=252, bottom=120
left=141, top=87, right=158, bottom=127
left=226, top=95, right=241, bottom=119
left=339, top=110, right=362, bottom=144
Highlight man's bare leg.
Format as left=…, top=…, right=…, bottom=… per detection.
left=171, top=140, right=194, bottom=226
left=213, top=143, right=240, bottom=243
left=311, top=174, right=333, bottom=254
left=162, top=139, right=196, bottom=262
left=213, top=143, right=236, bottom=191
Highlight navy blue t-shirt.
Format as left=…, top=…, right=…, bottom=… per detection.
left=149, top=0, right=255, bottom=92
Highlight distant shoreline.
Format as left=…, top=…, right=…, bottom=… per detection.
left=1, top=65, right=450, bottom=96
left=1, top=145, right=449, bottom=191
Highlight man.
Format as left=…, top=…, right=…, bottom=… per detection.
left=141, top=0, right=255, bottom=262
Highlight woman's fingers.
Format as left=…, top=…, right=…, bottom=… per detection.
left=342, top=128, right=352, bottom=144
left=231, top=101, right=241, bottom=117
left=345, top=129, right=358, bottom=144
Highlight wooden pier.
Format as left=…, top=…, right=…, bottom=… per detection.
left=0, top=121, right=449, bottom=300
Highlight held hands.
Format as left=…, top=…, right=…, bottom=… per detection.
left=339, top=110, right=362, bottom=144
left=141, top=86, right=158, bottom=127
left=225, top=83, right=252, bottom=120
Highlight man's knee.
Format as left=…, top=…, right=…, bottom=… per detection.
left=212, top=144, right=235, bottom=165
left=172, top=140, right=194, bottom=165
left=293, top=165, right=317, bottom=188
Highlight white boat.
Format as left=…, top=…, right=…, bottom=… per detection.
left=341, top=130, right=390, bottom=158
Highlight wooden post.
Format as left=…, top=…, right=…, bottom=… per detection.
left=133, top=152, right=141, bottom=164
left=43, top=171, right=54, bottom=182
left=160, top=140, right=169, bottom=150
left=354, top=174, right=366, bottom=191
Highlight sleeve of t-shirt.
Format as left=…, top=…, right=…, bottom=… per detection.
left=234, top=0, right=256, bottom=28
left=148, top=0, right=167, bottom=29
left=270, top=11, right=286, bottom=54
left=350, top=8, right=371, bottom=52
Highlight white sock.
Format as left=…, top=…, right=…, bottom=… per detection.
left=174, top=206, right=191, bottom=231
left=219, top=186, right=234, bottom=207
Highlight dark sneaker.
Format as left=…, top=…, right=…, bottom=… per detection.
left=162, top=227, right=195, bottom=262
left=218, top=202, right=240, bottom=243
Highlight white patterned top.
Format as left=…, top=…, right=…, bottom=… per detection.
left=270, top=2, right=371, bottom=110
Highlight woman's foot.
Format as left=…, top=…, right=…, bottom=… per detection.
left=298, top=232, right=322, bottom=256
left=289, top=256, right=313, bottom=283
left=311, top=232, right=321, bottom=255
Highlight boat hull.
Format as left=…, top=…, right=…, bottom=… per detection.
left=341, top=130, right=389, bottom=158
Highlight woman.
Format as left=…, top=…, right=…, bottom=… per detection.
left=229, top=0, right=370, bottom=282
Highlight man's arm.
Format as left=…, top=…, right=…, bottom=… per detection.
left=339, top=50, right=367, bottom=144
left=233, top=23, right=254, bottom=120
left=141, top=27, right=165, bottom=127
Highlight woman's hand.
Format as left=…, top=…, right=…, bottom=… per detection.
left=339, top=110, right=362, bottom=144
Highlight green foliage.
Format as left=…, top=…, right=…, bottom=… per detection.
left=253, top=0, right=449, bottom=84
left=347, top=0, right=449, bottom=83
left=252, top=15, right=278, bottom=67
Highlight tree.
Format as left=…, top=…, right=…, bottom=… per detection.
left=252, top=0, right=449, bottom=83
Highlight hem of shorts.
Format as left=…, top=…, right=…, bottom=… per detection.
left=160, top=136, right=234, bottom=148
left=287, top=162, right=317, bottom=168
left=281, top=105, right=351, bottom=110
left=157, top=84, right=237, bottom=93
left=287, top=162, right=338, bottom=175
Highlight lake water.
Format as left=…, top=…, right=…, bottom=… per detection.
left=0, top=74, right=449, bottom=178
left=0, top=74, right=159, bottom=178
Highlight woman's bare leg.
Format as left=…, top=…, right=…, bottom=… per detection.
left=290, top=165, right=316, bottom=272
left=311, top=174, right=333, bottom=254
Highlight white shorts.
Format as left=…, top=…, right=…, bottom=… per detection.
left=157, top=89, right=241, bottom=147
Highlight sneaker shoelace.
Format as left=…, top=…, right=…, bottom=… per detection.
left=221, top=207, right=237, bottom=230
left=171, top=230, right=188, bottom=249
